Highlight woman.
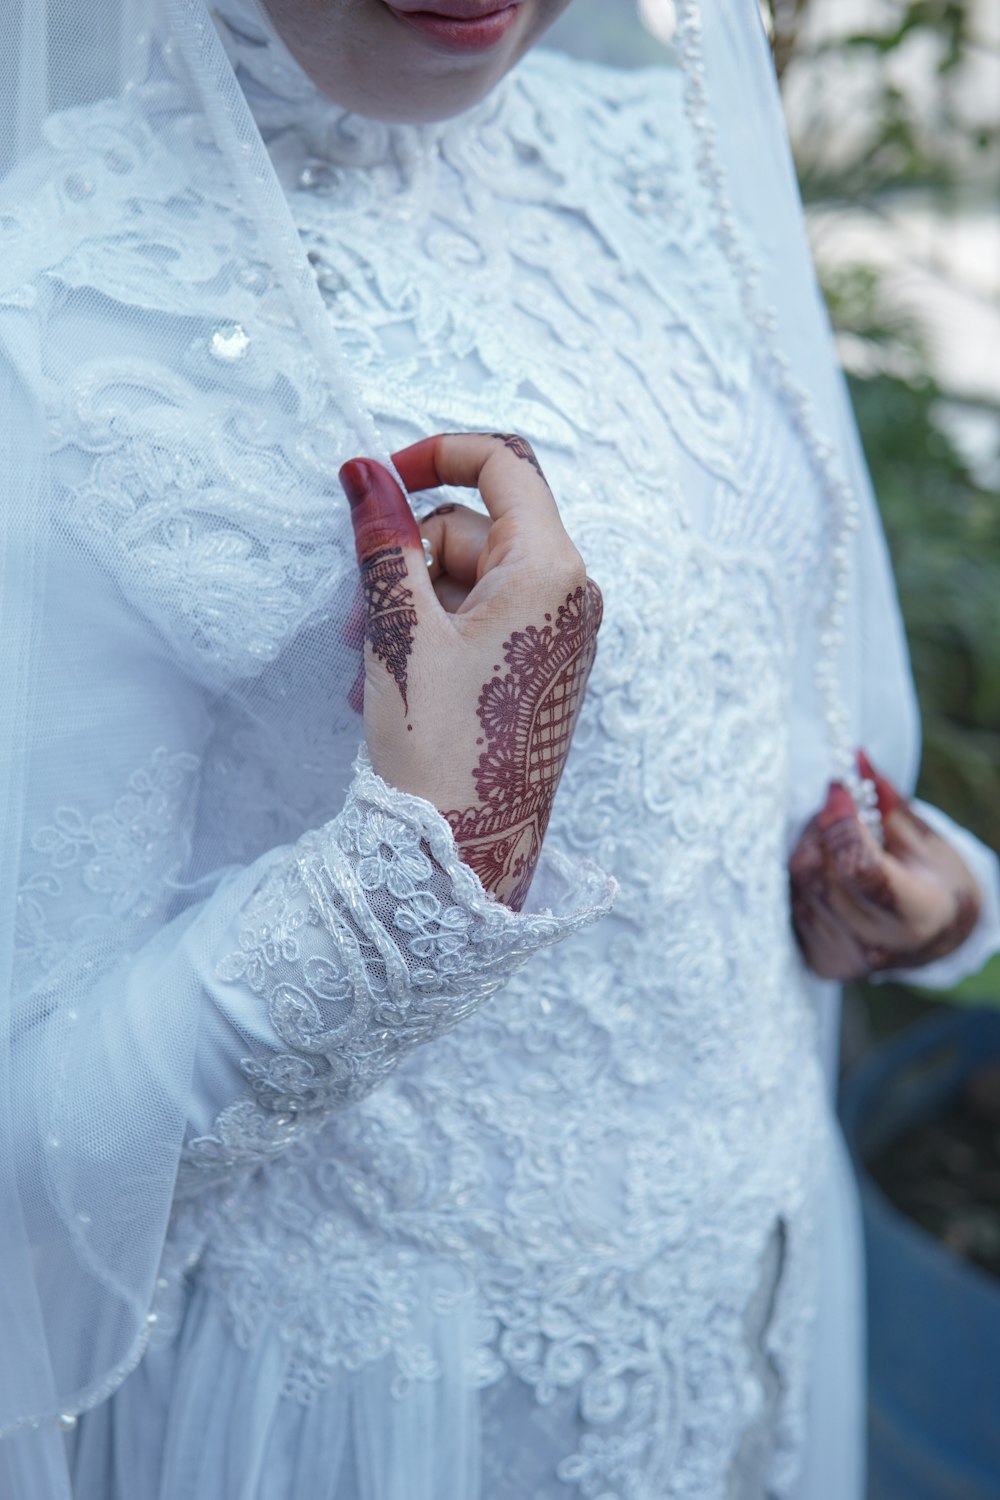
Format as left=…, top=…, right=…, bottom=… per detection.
left=1, top=2, right=997, bottom=1496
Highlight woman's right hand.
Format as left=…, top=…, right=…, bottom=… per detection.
left=339, top=432, right=602, bottom=911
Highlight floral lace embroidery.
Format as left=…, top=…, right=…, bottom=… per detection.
left=178, top=754, right=614, bottom=1193
left=160, top=50, right=829, bottom=1500
left=15, top=747, right=199, bottom=983
left=0, top=84, right=358, bottom=689
left=174, top=543, right=825, bottom=1500
left=14, top=33, right=836, bottom=1499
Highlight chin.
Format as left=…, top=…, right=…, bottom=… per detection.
left=268, top=0, right=546, bottom=125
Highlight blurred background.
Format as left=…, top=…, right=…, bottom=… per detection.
left=769, top=0, right=1000, bottom=1047
left=547, top=5, right=1000, bottom=1495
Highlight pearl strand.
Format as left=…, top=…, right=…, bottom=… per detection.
left=672, top=0, right=881, bottom=836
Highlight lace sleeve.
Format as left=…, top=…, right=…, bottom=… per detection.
left=180, top=752, right=615, bottom=1188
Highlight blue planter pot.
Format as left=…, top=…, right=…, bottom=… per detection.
left=840, top=1008, right=1000, bottom=1500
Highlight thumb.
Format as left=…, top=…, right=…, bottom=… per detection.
left=340, top=457, right=425, bottom=570
left=339, top=458, right=436, bottom=714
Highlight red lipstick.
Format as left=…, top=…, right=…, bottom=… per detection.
left=385, top=2, right=521, bottom=53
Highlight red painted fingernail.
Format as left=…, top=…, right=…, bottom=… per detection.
left=818, top=781, right=857, bottom=830
left=338, top=457, right=421, bottom=563
left=856, top=748, right=903, bottom=818
left=339, top=458, right=373, bottom=512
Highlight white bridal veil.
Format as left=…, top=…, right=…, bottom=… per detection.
left=0, top=0, right=919, bottom=1491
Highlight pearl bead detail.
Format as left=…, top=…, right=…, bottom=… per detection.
left=674, top=0, right=882, bottom=838
left=209, top=322, right=251, bottom=362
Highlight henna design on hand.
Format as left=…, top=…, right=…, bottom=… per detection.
left=361, top=546, right=417, bottom=713
left=790, top=838, right=871, bottom=981
left=790, top=777, right=983, bottom=979
left=445, top=582, right=602, bottom=911
left=791, top=808, right=909, bottom=980
left=490, top=432, right=547, bottom=483
left=823, top=817, right=900, bottom=916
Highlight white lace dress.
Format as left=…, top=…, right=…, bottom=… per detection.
left=11, top=39, right=994, bottom=1500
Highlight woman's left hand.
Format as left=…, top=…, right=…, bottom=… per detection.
left=790, top=751, right=982, bottom=980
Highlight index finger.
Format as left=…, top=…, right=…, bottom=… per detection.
left=392, top=432, right=563, bottom=527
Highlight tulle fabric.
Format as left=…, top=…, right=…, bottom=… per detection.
left=0, top=0, right=374, bottom=1463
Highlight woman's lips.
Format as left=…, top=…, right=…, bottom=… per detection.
left=384, top=3, right=521, bottom=53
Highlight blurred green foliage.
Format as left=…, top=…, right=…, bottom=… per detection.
left=849, top=369, right=1000, bottom=850
left=779, top=0, right=998, bottom=202
left=768, top=0, right=1000, bottom=1002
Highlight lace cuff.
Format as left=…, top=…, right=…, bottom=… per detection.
left=180, top=753, right=614, bottom=1186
